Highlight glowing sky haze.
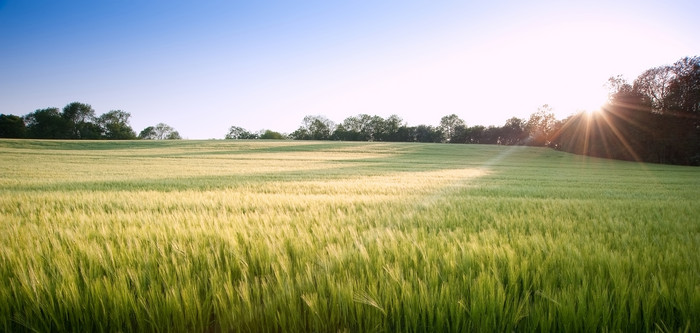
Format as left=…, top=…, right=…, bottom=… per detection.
left=1, top=0, right=698, bottom=139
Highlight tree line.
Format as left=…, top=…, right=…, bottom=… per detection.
left=1, top=56, right=698, bottom=165
left=274, top=56, right=699, bottom=165
left=555, top=56, right=700, bottom=165
left=0, top=102, right=180, bottom=140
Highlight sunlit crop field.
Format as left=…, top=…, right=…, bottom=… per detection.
left=1, top=139, right=699, bottom=332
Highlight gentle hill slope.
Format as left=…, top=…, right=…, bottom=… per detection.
left=1, top=140, right=699, bottom=332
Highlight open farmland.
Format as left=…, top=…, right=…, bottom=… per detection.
left=1, top=139, right=699, bottom=332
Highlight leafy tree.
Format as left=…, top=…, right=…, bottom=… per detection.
left=657, top=56, right=700, bottom=164
left=0, top=114, right=26, bottom=138
left=556, top=68, right=696, bottom=163
left=413, top=125, right=442, bottom=143
left=381, top=114, right=405, bottom=142
left=526, top=104, right=558, bottom=146
left=24, top=107, right=69, bottom=139
left=139, top=123, right=181, bottom=140
left=333, top=116, right=358, bottom=141
left=225, top=126, right=258, bottom=139
left=600, top=56, right=700, bottom=164
left=165, top=130, right=182, bottom=140
left=482, top=126, right=504, bottom=144
left=633, top=65, right=676, bottom=113
left=307, top=115, right=334, bottom=140
left=156, top=123, right=181, bottom=140
left=394, top=125, right=414, bottom=142
left=367, top=116, right=387, bottom=141
left=330, top=123, right=351, bottom=141
left=98, top=110, right=136, bottom=139
left=604, top=75, right=637, bottom=103
left=289, top=128, right=309, bottom=140
left=138, top=126, right=156, bottom=139
left=291, top=115, right=334, bottom=140
left=450, top=124, right=468, bottom=143
left=334, top=114, right=407, bottom=142
left=463, top=125, right=485, bottom=144
left=499, top=117, right=527, bottom=145
left=337, top=114, right=379, bottom=141
left=62, top=102, right=100, bottom=139
left=330, top=114, right=408, bottom=142
left=259, top=129, right=284, bottom=140
left=558, top=88, right=654, bottom=162
left=439, top=114, right=465, bottom=143
left=665, top=56, right=700, bottom=117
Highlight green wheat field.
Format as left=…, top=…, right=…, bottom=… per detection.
left=1, top=139, right=699, bottom=332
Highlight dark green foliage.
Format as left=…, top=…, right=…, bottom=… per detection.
left=62, top=102, right=98, bottom=139
left=24, top=107, right=69, bottom=139
left=291, top=115, right=334, bottom=140
left=328, top=114, right=443, bottom=143
left=0, top=114, right=26, bottom=138
left=98, top=110, right=136, bottom=139
left=302, top=113, right=528, bottom=145
left=18, top=103, right=137, bottom=140
left=165, top=131, right=182, bottom=140
left=259, top=129, right=284, bottom=139
left=334, top=114, right=376, bottom=141
left=439, top=114, right=465, bottom=142
left=138, top=126, right=156, bottom=139
left=413, top=124, right=443, bottom=142
left=499, top=117, right=529, bottom=145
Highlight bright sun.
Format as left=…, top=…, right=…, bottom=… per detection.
left=577, top=85, right=609, bottom=116
left=544, top=77, right=610, bottom=119
left=585, top=108, right=601, bottom=115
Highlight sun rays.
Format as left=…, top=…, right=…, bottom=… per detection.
left=555, top=101, right=658, bottom=163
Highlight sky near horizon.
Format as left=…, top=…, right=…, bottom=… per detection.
left=1, top=1, right=698, bottom=139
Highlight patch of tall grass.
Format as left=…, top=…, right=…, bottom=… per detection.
left=0, top=139, right=698, bottom=331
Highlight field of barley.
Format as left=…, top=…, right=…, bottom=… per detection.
left=0, top=139, right=699, bottom=332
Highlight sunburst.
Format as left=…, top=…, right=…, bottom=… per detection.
left=555, top=101, right=655, bottom=163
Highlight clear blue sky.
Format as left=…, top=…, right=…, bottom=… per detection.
left=1, top=0, right=698, bottom=139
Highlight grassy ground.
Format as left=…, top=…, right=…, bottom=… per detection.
left=1, top=139, right=698, bottom=332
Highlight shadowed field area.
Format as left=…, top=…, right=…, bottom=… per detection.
left=1, top=139, right=699, bottom=332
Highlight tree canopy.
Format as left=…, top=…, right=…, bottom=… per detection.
left=99, top=110, right=136, bottom=140
left=62, top=102, right=100, bottom=139
left=225, top=126, right=258, bottom=140
left=2, top=102, right=141, bottom=140
left=439, top=114, right=465, bottom=143
left=138, top=123, right=181, bottom=140
left=0, top=114, right=26, bottom=138
left=555, top=56, right=700, bottom=165
left=259, top=130, right=284, bottom=140
left=290, top=115, right=334, bottom=140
